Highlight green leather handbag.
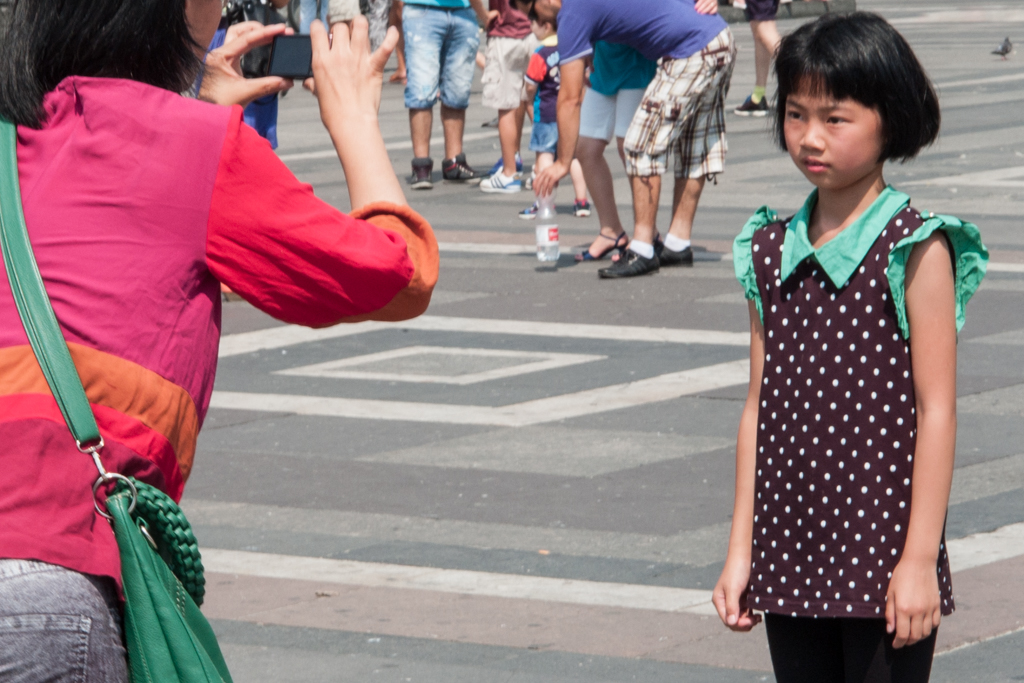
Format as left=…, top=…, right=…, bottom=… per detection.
left=0, top=118, right=233, bottom=683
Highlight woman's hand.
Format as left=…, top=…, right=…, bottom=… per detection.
left=307, top=17, right=399, bottom=129
left=307, top=16, right=407, bottom=209
left=886, top=557, right=942, bottom=648
left=713, top=553, right=762, bottom=631
left=199, top=22, right=295, bottom=107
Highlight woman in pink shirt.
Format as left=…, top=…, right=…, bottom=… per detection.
left=0, top=0, right=436, bottom=679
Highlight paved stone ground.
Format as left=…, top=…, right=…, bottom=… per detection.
left=184, top=1, right=1024, bottom=680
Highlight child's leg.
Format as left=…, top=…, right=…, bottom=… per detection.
left=764, top=614, right=844, bottom=683
left=535, top=152, right=554, bottom=174
left=840, top=618, right=937, bottom=683
left=569, top=158, right=588, bottom=203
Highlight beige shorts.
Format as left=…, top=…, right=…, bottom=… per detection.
left=481, top=35, right=539, bottom=111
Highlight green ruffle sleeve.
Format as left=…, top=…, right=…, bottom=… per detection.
left=886, top=214, right=989, bottom=339
left=733, top=206, right=778, bottom=324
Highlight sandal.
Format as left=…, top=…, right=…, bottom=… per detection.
left=576, top=231, right=629, bottom=262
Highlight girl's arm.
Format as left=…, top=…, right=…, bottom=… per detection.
left=713, top=300, right=765, bottom=631
left=887, top=233, right=958, bottom=648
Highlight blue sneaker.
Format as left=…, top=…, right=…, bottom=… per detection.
left=480, top=172, right=522, bottom=194
left=487, top=152, right=523, bottom=177
left=519, top=202, right=538, bottom=220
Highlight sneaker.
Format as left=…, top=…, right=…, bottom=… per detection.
left=487, top=153, right=524, bottom=177
left=659, top=245, right=694, bottom=267
left=480, top=172, right=522, bottom=194
left=519, top=202, right=538, bottom=220
left=598, top=249, right=660, bottom=279
left=442, top=153, right=484, bottom=183
left=573, top=199, right=592, bottom=217
left=734, top=95, right=769, bottom=117
left=410, top=157, right=433, bottom=190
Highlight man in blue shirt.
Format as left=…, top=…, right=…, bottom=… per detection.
left=529, top=0, right=735, bottom=278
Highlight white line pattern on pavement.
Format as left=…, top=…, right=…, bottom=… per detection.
left=201, top=521, right=1024, bottom=617
left=183, top=500, right=732, bottom=566
left=904, top=165, right=1024, bottom=188
left=201, top=548, right=718, bottom=615
left=209, top=359, right=751, bottom=426
left=277, top=130, right=505, bottom=162
left=439, top=243, right=536, bottom=255
left=276, top=346, right=606, bottom=385
left=218, top=316, right=750, bottom=357
left=987, top=263, right=1024, bottom=274
left=946, top=522, right=1024, bottom=573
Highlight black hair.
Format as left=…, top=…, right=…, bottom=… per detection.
left=527, top=6, right=557, bottom=31
left=773, top=12, right=940, bottom=162
left=0, top=0, right=201, bottom=128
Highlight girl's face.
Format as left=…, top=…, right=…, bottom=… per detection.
left=783, top=83, right=885, bottom=192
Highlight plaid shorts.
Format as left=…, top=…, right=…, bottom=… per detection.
left=624, top=29, right=736, bottom=178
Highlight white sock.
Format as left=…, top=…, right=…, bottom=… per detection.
left=500, top=171, right=517, bottom=182
left=629, top=241, right=655, bottom=259
left=664, top=234, right=691, bottom=252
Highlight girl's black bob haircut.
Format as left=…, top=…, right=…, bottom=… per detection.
left=773, top=12, right=940, bottom=163
left=0, top=0, right=201, bottom=128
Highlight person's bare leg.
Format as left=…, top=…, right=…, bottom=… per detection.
left=497, top=108, right=520, bottom=176
left=751, top=20, right=781, bottom=91
left=630, top=174, right=660, bottom=246
left=576, top=136, right=626, bottom=257
left=389, top=0, right=407, bottom=82
left=409, top=107, right=433, bottom=158
left=569, top=159, right=588, bottom=202
left=666, top=175, right=706, bottom=241
left=440, top=104, right=465, bottom=159
left=534, top=151, right=554, bottom=174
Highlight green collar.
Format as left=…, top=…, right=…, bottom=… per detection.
left=780, top=186, right=911, bottom=287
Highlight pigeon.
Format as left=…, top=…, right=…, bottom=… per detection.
left=993, top=37, right=1012, bottom=60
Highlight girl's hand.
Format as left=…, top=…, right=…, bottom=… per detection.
left=885, top=557, right=942, bottom=648
left=713, top=553, right=762, bottom=631
left=308, top=17, right=399, bottom=128
left=199, top=22, right=294, bottom=107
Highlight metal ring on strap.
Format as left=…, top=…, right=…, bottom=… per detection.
left=93, top=473, right=137, bottom=520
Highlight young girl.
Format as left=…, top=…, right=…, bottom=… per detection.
left=713, top=13, right=988, bottom=682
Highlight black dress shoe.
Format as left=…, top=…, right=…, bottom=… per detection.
left=598, top=250, right=660, bottom=279
left=659, top=246, right=694, bottom=267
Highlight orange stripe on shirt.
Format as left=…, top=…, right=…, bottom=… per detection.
left=0, top=344, right=199, bottom=483
left=338, top=202, right=439, bottom=324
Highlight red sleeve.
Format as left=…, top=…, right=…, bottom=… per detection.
left=525, top=52, right=548, bottom=85
left=205, top=108, right=437, bottom=327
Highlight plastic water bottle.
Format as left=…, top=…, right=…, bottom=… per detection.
left=535, top=191, right=559, bottom=262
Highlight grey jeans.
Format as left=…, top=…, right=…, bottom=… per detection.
left=0, top=559, right=128, bottom=682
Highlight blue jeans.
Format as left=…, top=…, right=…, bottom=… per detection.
left=529, top=121, right=559, bottom=154
left=300, top=0, right=330, bottom=34
left=402, top=4, right=480, bottom=110
left=0, top=560, right=127, bottom=682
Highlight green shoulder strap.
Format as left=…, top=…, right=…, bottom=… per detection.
left=0, top=118, right=102, bottom=448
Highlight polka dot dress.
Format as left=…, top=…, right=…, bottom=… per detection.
left=748, top=207, right=954, bottom=619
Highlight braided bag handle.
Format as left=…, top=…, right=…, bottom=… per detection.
left=118, top=479, right=206, bottom=606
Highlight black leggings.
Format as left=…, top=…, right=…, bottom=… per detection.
left=765, top=614, right=937, bottom=683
